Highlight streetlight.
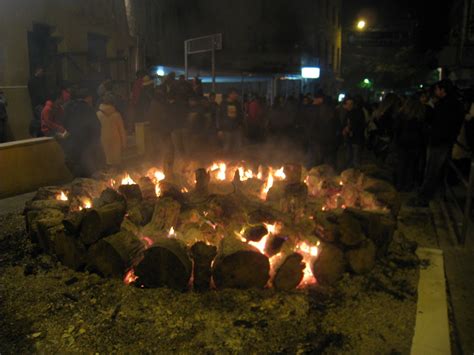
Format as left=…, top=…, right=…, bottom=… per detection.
left=356, top=19, right=366, bottom=30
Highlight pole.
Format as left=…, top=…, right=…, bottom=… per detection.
left=184, top=40, right=188, bottom=79
left=211, top=45, right=216, bottom=92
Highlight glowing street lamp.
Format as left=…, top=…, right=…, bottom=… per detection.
left=357, top=19, right=366, bottom=30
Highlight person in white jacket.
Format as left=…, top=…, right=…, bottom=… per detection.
left=96, top=94, right=127, bottom=169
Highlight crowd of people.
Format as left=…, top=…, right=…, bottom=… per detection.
left=21, top=66, right=474, bottom=207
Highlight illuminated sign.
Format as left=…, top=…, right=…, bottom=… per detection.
left=301, top=67, right=320, bottom=79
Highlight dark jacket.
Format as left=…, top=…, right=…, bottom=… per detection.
left=217, top=99, right=243, bottom=131
left=394, top=113, right=425, bottom=149
left=309, top=102, right=341, bottom=146
left=344, top=108, right=365, bottom=145
left=62, top=99, right=104, bottom=176
left=429, top=95, right=464, bottom=147
left=28, top=76, right=47, bottom=109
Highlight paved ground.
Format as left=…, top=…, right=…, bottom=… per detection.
left=398, top=192, right=474, bottom=355
left=1, top=174, right=472, bottom=354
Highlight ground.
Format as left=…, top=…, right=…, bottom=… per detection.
left=0, top=206, right=419, bottom=354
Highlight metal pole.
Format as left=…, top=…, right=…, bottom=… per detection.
left=184, top=40, right=188, bottom=79
left=211, top=46, right=216, bottom=92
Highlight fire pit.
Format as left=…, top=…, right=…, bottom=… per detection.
left=24, top=161, right=400, bottom=291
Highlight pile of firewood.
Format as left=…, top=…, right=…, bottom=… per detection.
left=24, top=163, right=399, bottom=291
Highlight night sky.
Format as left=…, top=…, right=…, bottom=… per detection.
left=343, top=0, right=454, bottom=52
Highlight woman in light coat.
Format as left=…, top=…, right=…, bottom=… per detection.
left=96, top=94, right=127, bottom=168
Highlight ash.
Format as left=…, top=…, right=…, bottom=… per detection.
left=0, top=212, right=418, bottom=354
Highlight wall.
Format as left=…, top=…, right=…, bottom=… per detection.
left=0, top=0, right=132, bottom=141
left=0, top=137, right=73, bottom=198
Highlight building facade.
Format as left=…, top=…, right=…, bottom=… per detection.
left=0, top=0, right=132, bottom=141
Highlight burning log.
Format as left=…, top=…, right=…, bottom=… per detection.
left=191, top=241, right=217, bottom=291
left=283, top=163, right=302, bottom=185
left=337, top=212, right=365, bottom=247
left=346, top=239, right=376, bottom=274
left=55, top=232, right=87, bottom=270
left=26, top=208, right=64, bottom=243
left=37, top=222, right=64, bottom=254
left=145, top=197, right=181, bottom=233
left=311, top=243, right=346, bottom=285
left=25, top=199, right=69, bottom=213
left=138, top=176, right=157, bottom=199
left=87, top=231, right=144, bottom=278
left=194, top=168, right=210, bottom=194
left=134, top=237, right=192, bottom=290
left=212, top=236, right=270, bottom=289
left=80, top=202, right=127, bottom=245
left=69, top=178, right=107, bottom=198
left=344, top=208, right=395, bottom=258
left=127, top=200, right=154, bottom=226
left=96, top=188, right=126, bottom=207
left=272, top=253, right=305, bottom=291
left=33, top=186, right=67, bottom=201
left=243, top=224, right=268, bottom=242
left=62, top=210, right=86, bottom=236
left=118, top=184, right=143, bottom=203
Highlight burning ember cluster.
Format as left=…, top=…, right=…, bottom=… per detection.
left=24, top=161, right=399, bottom=291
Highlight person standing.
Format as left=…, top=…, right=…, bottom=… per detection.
left=28, top=66, right=47, bottom=110
left=217, top=88, right=243, bottom=156
left=394, top=98, right=426, bottom=191
left=412, top=80, right=464, bottom=206
left=62, top=89, right=104, bottom=177
left=28, top=66, right=47, bottom=137
left=96, top=94, right=127, bottom=170
left=307, top=92, right=340, bottom=168
left=40, top=90, right=67, bottom=137
left=246, top=94, right=265, bottom=143
left=342, top=97, right=365, bottom=168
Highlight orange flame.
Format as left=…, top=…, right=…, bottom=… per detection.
left=296, top=241, right=320, bottom=287
left=141, top=236, right=154, bottom=248
left=168, top=226, right=176, bottom=238
left=124, top=269, right=138, bottom=285
left=121, top=174, right=136, bottom=185
left=260, top=173, right=274, bottom=199
left=237, top=166, right=254, bottom=181
left=274, top=167, right=286, bottom=180
left=56, top=191, right=68, bottom=201
left=150, top=169, right=166, bottom=197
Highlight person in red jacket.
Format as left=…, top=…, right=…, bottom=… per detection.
left=246, top=94, right=265, bottom=142
left=41, top=90, right=67, bottom=137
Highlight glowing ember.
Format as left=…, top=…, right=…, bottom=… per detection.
left=181, top=187, right=189, bottom=193
left=121, top=174, right=136, bottom=185
left=217, top=163, right=226, bottom=180
left=141, top=236, right=154, bottom=248
left=237, top=166, right=254, bottom=181
left=168, top=226, right=176, bottom=238
left=339, top=180, right=344, bottom=186
left=56, top=191, right=68, bottom=201
left=264, top=222, right=281, bottom=235
left=274, top=167, right=286, bottom=180
left=78, top=197, right=92, bottom=211
left=261, top=173, right=274, bottom=199
left=124, top=269, right=138, bottom=285
left=296, top=241, right=320, bottom=287
left=248, top=234, right=269, bottom=254
left=150, top=169, right=166, bottom=197
left=109, top=179, right=116, bottom=188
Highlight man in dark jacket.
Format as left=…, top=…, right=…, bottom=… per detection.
left=217, top=88, right=243, bottom=155
left=413, top=80, right=464, bottom=206
left=307, top=92, right=340, bottom=168
left=62, top=89, right=104, bottom=177
left=28, top=66, right=47, bottom=137
left=342, top=97, right=365, bottom=168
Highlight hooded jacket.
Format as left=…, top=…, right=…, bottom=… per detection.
left=96, top=104, right=127, bottom=165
